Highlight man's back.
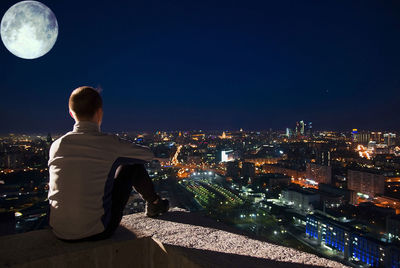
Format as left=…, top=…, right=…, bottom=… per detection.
left=48, top=121, right=153, bottom=239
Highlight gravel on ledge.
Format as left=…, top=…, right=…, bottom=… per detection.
left=120, top=208, right=348, bottom=268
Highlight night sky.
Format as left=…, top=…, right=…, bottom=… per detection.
left=1, top=0, right=400, bottom=133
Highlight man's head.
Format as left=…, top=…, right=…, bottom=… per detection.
left=69, top=86, right=103, bottom=125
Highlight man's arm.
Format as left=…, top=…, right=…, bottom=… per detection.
left=48, top=139, right=59, bottom=167
left=113, top=136, right=154, bottom=162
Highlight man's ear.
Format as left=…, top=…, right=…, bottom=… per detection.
left=69, top=110, right=75, bottom=120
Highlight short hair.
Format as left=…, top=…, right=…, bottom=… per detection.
left=69, top=86, right=102, bottom=120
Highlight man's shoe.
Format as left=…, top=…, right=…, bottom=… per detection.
left=145, top=197, right=169, bottom=217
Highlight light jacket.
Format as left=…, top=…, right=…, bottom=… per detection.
left=48, top=121, right=153, bottom=239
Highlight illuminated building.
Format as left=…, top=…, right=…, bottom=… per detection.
left=350, top=233, right=384, bottom=267
left=371, top=132, right=383, bottom=143
left=368, top=140, right=377, bottom=150
left=295, top=121, right=305, bottom=136
left=359, top=132, right=371, bottom=144
left=305, top=212, right=352, bottom=259
left=191, top=133, right=205, bottom=140
left=354, top=131, right=371, bottom=145
left=352, top=129, right=358, bottom=142
left=221, top=131, right=227, bottom=139
left=221, top=150, right=237, bottom=162
left=306, top=163, right=331, bottom=184
left=205, top=151, right=217, bottom=164
left=374, top=144, right=390, bottom=155
left=243, top=157, right=280, bottom=166
left=280, top=186, right=319, bottom=213
left=384, top=133, right=396, bottom=147
left=306, top=212, right=388, bottom=267
left=300, top=121, right=305, bottom=135
left=306, top=122, right=313, bottom=137
left=315, top=150, right=331, bottom=166
left=306, top=216, right=319, bottom=239
left=347, top=170, right=385, bottom=198
left=219, top=131, right=232, bottom=139
left=286, top=128, right=292, bottom=138
left=325, top=222, right=347, bottom=253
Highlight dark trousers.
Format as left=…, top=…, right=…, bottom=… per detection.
left=61, top=164, right=158, bottom=242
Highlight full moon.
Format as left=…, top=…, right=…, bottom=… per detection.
left=0, top=1, right=58, bottom=59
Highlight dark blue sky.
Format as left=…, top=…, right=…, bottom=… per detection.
left=1, top=0, right=400, bottom=133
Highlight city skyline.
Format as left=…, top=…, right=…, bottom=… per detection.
left=1, top=126, right=400, bottom=136
left=1, top=125, right=400, bottom=267
left=1, top=0, right=400, bottom=133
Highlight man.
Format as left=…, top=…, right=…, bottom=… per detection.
left=48, top=86, right=169, bottom=241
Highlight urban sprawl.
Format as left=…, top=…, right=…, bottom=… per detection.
left=1, top=122, right=400, bottom=267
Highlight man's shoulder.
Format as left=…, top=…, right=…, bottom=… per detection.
left=51, top=132, right=72, bottom=146
left=54, top=131, right=115, bottom=141
left=51, top=131, right=133, bottom=151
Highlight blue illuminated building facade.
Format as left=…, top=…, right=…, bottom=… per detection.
left=325, top=222, right=346, bottom=252
left=350, top=233, right=381, bottom=267
left=304, top=212, right=400, bottom=267
left=305, top=216, right=318, bottom=239
left=306, top=213, right=350, bottom=258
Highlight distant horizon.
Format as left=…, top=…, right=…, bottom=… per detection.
left=1, top=126, right=399, bottom=136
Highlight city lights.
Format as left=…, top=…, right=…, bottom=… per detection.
left=1, top=127, right=400, bottom=267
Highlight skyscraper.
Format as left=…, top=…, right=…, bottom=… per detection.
left=295, top=120, right=305, bottom=136
left=286, top=128, right=293, bottom=138
left=300, top=121, right=305, bottom=136
left=306, top=122, right=313, bottom=137
left=384, top=133, right=396, bottom=146
left=371, top=132, right=383, bottom=143
left=354, top=131, right=371, bottom=145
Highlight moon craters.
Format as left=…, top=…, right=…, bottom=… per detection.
left=1, top=1, right=58, bottom=59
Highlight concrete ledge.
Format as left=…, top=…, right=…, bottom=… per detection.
left=122, top=209, right=348, bottom=267
left=0, top=228, right=202, bottom=268
left=0, top=209, right=348, bottom=268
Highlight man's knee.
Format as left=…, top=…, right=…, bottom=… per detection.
left=114, top=164, right=140, bottom=178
